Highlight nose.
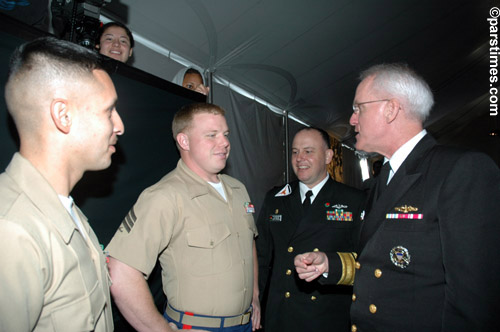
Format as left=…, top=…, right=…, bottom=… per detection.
left=349, top=112, right=358, bottom=126
left=220, top=135, right=230, bottom=147
left=112, top=38, right=120, bottom=47
left=112, top=109, right=125, bottom=135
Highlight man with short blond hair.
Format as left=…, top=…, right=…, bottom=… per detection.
left=107, top=103, right=261, bottom=332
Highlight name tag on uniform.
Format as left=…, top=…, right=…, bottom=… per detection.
left=268, top=209, right=282, bottom=222
left=268, top=214, right=282, bottom=222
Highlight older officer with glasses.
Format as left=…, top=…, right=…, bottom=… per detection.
left=295, top=63, right=500, bottom=332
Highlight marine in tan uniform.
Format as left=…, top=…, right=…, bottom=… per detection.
left=0, top=37, right=124, bottom=331
left=107, top=103, right=261, bottom=332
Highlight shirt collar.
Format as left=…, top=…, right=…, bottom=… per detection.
left=386, top=129, right=427, bottom=176
left=58, top=194, right=74, bottom=213
left=299, top=173, right=329, bottom=203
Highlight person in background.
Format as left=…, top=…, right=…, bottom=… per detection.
left=96, top=21, right=134, bottom=64
left=172, top=67, right=210, bottom=96
left=361, top=159, right=383, bottom=192
left=0, top=36, right=124, bottom=331
left=256, top=127, right=365, bottom=332
left=106, top=103, right=260, bottom=332
left=295, top=63, right=500, bottom=331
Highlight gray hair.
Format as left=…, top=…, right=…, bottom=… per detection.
left=360, top=63, right=434, bottom=122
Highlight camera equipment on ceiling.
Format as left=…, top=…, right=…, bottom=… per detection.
left=51, top=0, right=111, bottom=48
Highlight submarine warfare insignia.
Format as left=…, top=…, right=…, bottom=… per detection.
left=395, top=205, right=418, bottom=213
left=390, top=246, right=411, bottom=269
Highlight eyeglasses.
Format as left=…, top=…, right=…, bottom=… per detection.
left=352, top=99, right=390, bottom=114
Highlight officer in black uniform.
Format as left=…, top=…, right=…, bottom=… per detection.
left=295, top=64, right=500, bottom=332
left=256, top=127, right=365, bottom=332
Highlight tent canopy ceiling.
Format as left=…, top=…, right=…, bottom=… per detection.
left=104, top=0, right=494, bottom=146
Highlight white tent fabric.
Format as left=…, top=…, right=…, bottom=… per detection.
left=98, top=0, right=498, bottom=209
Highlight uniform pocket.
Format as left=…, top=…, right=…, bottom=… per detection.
left=185, top=223, right=232, bottom=276
left=186, top=223, right=230, bottom=248
left=50, top=281, right=105, bottom=331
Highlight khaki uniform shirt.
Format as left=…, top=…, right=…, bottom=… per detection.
left=107, top=159, right=257, bottom=316
left=0, top=153, right=113, bottom=332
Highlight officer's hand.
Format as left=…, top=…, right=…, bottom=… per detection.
left=294, top=251, right=329, bottom=282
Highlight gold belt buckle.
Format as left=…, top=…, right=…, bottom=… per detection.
left=240, top=311, right=251, bottom=325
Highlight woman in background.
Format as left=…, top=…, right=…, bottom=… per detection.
left=172, top=67, right=210, bottom=96
left=96, top=21, right=134, bottom=64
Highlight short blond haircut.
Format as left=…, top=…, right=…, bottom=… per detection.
left=172, top=103, right=225, bottom=139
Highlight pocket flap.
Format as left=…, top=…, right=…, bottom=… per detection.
left=186, top=224, right=231, bottom=248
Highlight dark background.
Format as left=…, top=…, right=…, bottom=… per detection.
left=0, top=15, right=204, bottom=331
left=0, top=14, right=205, bottom=245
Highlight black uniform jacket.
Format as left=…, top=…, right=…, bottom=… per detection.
left=346, top=134, right=500, bottom=332
left=257, top=178, right=365, bottom=332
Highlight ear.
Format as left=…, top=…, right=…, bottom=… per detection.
left=176, top=133, right=189, bottom=151
left=50, top=99, right=71, bottom=134
left=325, top=148, right=334, bottom=165
left=95, top=44, right=100, bottom=50
left=128, top=48, right=133, bottom=57
left=384, top=99, right=400, bottom=124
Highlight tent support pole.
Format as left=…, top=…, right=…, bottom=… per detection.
left=207, top=71, right=214, bottom=103
left=284, top=110, right=290, bottom=184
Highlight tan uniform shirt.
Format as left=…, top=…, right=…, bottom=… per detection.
left=0, top=153, right=113, bottom=332
left=107, top=159, right=257, bottom=316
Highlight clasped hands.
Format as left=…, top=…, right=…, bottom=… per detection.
left=294, top=251, right=329, bottom=282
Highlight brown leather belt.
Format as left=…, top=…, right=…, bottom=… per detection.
left=165, top=303, right=251, bottom=328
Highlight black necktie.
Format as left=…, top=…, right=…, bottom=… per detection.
left=376, top=162, right=391, bottom=198
left=303, top=190, right=313, bottom=211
